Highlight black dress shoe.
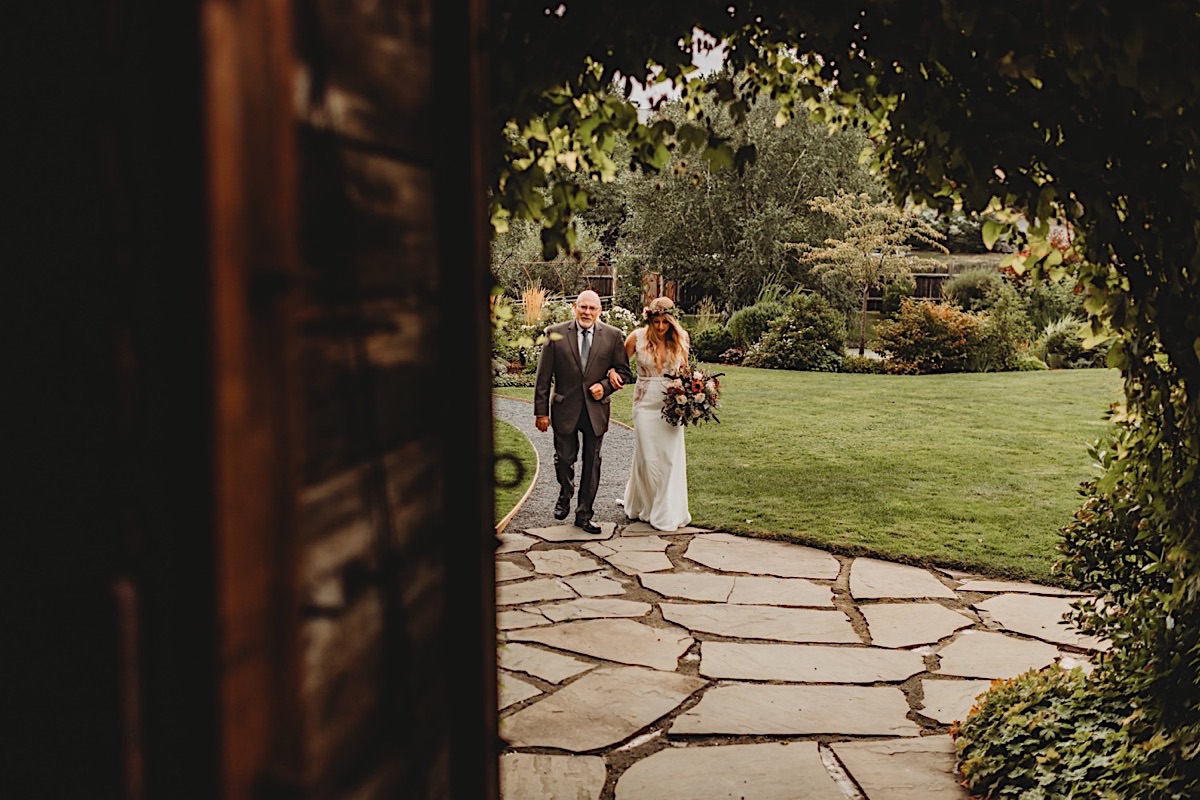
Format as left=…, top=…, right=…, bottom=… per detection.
left=553, top=502, right=570, bottom=520
left=575, top=519, right=601, bottom=535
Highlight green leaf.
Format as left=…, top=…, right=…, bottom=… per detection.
left=982, top=219, right=1004, bottom=250
left=701, top=140, right=734, bottom=172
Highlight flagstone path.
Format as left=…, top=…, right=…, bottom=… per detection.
left=493, top=395, right=1104, bottom=799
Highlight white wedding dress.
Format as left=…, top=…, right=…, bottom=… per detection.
left=622, top=328, right=691, bottom=532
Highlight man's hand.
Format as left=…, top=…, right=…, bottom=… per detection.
left=589, top=383, right=604, bottom=400
left=607, top=367, right=624, bottom=390
left=535, top=415, right=550, bottom=432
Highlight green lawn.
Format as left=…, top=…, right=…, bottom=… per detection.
left=494, top=418, right=537, bottom=526
left=494, top=365, right=1122, bottom=583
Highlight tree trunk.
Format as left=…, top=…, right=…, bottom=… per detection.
left=859, top=286, right=869, bottom=356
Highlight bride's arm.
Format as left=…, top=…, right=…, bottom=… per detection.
left=608, top=329, right=641, bottom=386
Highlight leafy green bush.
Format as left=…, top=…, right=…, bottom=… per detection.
left=954, top=667, right=1163, bottom=800
left=1016, top=274, right=1086, bottom=332
left=875, top=298, right=981, bottom=374
left=493, top=373, right=537, bottom=387
left=726, top=300, right=786, bottom=348
left=602, top=304, right=639, bottom=336
left=955, top=661, right=1199, bottom=799
left=718, top=347, right=746, bottom=365
left=969, top=281, right=1034, bottom=372
left=1029, top=429, right=1200, bottom=799
left=541, top=298, right=574, bottom=325
left=840, top=354, right=884, bottom=373
left=1034, top=315, right=1101, bottom=368
left=942, top=268, right=1005, bottom=311
left=881, top=275, right=915, bottom=317
left=691, top=324, right=736, bottom=363
left=742, top=293, right=845, bottom=371
left=1014, top=353, right=1049, bottom=370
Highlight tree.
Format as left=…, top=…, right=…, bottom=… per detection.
left=616, top=86, right=882, bottom=310
left=490, top=216, right=607, bottom=298
left=794, top=191, right=947, bottom=355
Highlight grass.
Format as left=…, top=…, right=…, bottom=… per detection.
left=494, top=418, right=537, bottom=526
left=494, top=365, right=1123, bottom=583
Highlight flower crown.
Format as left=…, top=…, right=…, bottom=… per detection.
left=643, top=306, right=674, bottom=321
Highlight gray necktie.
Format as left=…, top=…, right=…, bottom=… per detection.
left=580, top=327, right=591, bottom=365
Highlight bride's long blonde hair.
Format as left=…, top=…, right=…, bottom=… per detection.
left=643, top=296, right=689, bottom=370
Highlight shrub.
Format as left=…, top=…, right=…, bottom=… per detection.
left=726, top=300, right=786, bottom=348
left=881, top=275, right=915, bottom=317
left=541, top=298, right=574, bottom=325
left=492, top=373, right=537, bottom=387
left=717, top=347, right=746, bottom=365
left=1049, top=425, right=1200, bottom=797
left=840, top=354, right=884, bottom=373
left=1017, top=275, right=1086, bottom=331
left=1034, top=315, right=1100, bottom=368
left=1014, top=353, right=1049, bottom=370
left=952, top=666, right=1187, bottom=800
left=601, top=304, right=639, bottom=336
left=955, top=659, right=1199, bottom=799
left=968, top=281, right=1034, bottom=372
left=691, top=324, right=735, bottom=363
left=741, top=293, right=845, bottom=371
left=941, top=268, right=1005, bottom=311
left=690, top=295, right=723, bottom=334
left=875, top=298, right=981, bottom=374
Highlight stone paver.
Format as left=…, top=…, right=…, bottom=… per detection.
left=509, top=618, right=694, bottom=671
left=660, top=603, right=858, bottom=643
left=527, top=548, right=607, bottom=576
left=525, top=522, right=618, bottom=542
left=640, top=572, right=835, bottom=607
left=496, top=577, right=576, bottom=607
left=565, top=573, right=628, bottom=597
left=501, top=753, right=607, bottom=800
left=850, top=558, right=959, bottom=599
left=540, top=597, right=653, bottom=622
left=830, top=737, right=969, bottom=800
left=596, top=549, right=675, bottom=575
left=495, top=561, right=534, bottom=583
left=956, top=578, right=1087, bottom=596
left=935, top=629, right=1060, bottom=679
left=862, top=602, right=975, bottom=648
left=497, top=672, right=542, bottom=710
left=614, top=742, right=846, bottom=800
left=638, top=572, right=736, bottom=602
left=496, top=532, right=537, bottom=554
left=622, top=520, right=709, bottom=536
left=974, top=593, right=1108, bottom=651
left=727, top=575, right=836, bottom=607
left=491, top=398, right=1103, bottom=800
left=498, top=642, right=596, bottom=683
left=497, top=609, right=551, bottom=630
left=684, top=533, right=840, bottom=579
left=672, top=683, right=921, bottom=736
left=500, top=666, right=705, bottom=751
left=699, top=642, right=926, bottom=682
left=918, top=678, right=993, bottom=725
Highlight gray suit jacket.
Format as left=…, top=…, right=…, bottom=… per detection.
left=533, top=319, right=633, bottom=436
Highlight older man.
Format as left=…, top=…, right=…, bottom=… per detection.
left=534, top=290, right=633, bottom=533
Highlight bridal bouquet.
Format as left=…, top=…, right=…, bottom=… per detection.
left=661, top=368, right=724, bottom=427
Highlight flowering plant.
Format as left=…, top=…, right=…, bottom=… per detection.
left=661, top=367, right=724, bottom=427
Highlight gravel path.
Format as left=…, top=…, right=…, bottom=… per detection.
left=493, top=394, right=636, bottom=532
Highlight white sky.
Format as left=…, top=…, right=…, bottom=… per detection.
left=621, top=31, right=727, bottom=118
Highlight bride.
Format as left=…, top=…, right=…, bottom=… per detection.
left=611, top=296, right=692, bottom=532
